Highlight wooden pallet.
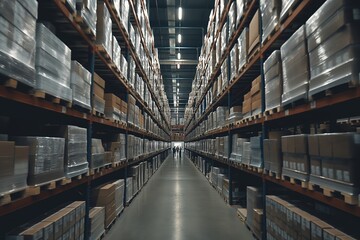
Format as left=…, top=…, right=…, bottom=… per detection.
left=61, top=171, right=89, bottom=185
left=0, top=187, right=30, bottom=206
left=60, top=0, right=76, bottom=13
left=26, top=178, right=67, bottom=196
left=248, top=45, right=260, bottom=63
left=281, top=174, right=308, bottom=188
left=106, top=216, right=118, bottom=230
left=282, top=97, right=308, bottom=110
left=96, top=45, right=112, bottom=62
left=240, top=117, right=252, bottom=123
left=111, top=161, right=126, bottom=168
left=72, top=103, right=91, bottom=113
left=308, top=183, right=359, bottom=205
left=31, top=90, right=72, bottom=107
left=251, top=112, right=263, bottom=120
left=264, top=169, right=281, bottom=180
left=74, top=15, right=96, bottom=41
left=105, top=117, right=122, bottom=125
left=92, top=108, right=105, bottom=117
left=264, top=106, right=282, bottom=116
left=309, top=80, right=358, bottom=101
left=237, top=208, right=247, bottom=222
left=0, top=77, right=34, bottom=91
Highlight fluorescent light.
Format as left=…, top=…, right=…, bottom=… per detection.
left=177, top=52, right=181, bottom=59
left=178, top=7, right=183, bottom=20
left=177, top=64, right=180, bottom=69
left=177, top=83, right=180, bottom=86
left=177, top=34, right=182, bottom=43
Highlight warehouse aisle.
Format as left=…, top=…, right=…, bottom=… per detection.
left=104, top=153, right=253, bottom=240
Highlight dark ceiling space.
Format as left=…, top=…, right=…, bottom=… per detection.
left=149, top=0, right=214, bottom=123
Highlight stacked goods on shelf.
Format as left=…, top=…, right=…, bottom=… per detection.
left=216, top=106, right=228, bottom=128
left=0, top=140, right=29, bottom=196
left=35, top=23, right=72, bottom=102
left=280, top=0, right=299, bottom=22
left=91, top=139, right=105, bottom=170
left=120, top=55, right=128, bottom=79
left=64, top=0, right=76, bottom=13
left=0, top=0, right=37, bottom=87
left=250, top=136, right=262, bottom=168
left=127, top=95, right=136, bottom=125
left=126, top=177, right=133, bottom=203
left=264, top=51, right=283, bottom=112
left=104, top=93, right=123, bottom=122
left=89, top=207, right=105, bottom=240
left=113, top=179, right=125, bottom=215
left=250, top=76, right=262, bottom=116
left=236, top=0, right=245, bottom=28
left=92, top=183, right=116, bottom=228
left=246, top=186, right=263, bottom=239
left=93, top=73, right=106, bottom=115
left=217, top=173, right=225, bottom=192
left=120, top=0, right=130, bottom=32
left=238, top=27, right=248, bottom=71
left=230, top=44, right=239, bottom=81
left=223, top=178, right=241, bottom=203
left=112, top=37, right=121, bottom=71
left=308, top=133, right=360, bottom=201
left=306, top=0, right=360, bottom=97
left=131, top=165, right=140, bottom=195
left=104, top=151, right=112, bottom=165
left=228, top=106, right=242, bottom=124
left=104, top=134, right=126, bottom=164
left=76, top=0, right=97, bottom=37
left=242, top=92, right=252, bottom=118
left=242, top=141, right=251, bottom=165
left=281, top=25, right=309, bottom=106
left=14, top=137, right=65, bottom=186
left=221, top=57, right=229, bottom=90
left=260, top=0, right=280, bottom=43
left=70, top=61, right=91, bottom=110
left=248, top=10, right=260, bottom=56
left=96, top=3, right=112, bottom=56
left=7, top=201, right=86, bottom=240
left=228, top=2, right=236, bottom=38
left=230, top=134, right=248, bottom=162
left=266, top=195, right=356, bottom=240
left=281, top=135, right=309, bottom=183
left=263, top=134, right=282, bottom=176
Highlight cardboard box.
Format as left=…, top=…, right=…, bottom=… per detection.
left=93, top=73, right=105, bottom=98
left=66, top=202, right=85, bottom=222
left=244, top=92, right=251, bottom=101
left=248, top=10, right=260, bottom=54
left=43, top=213, right=63, bottom=240
left=32, top=221, right=54, bottom=240
left=332, top=133, right=359, bottom=159
left=58, top=208, right=75, bottom=232
left=311, top=219, right=333, bottom=240
left=104, top=94, right=119, bottom=108
left=319, top=134, right=332, bottom=158
left=251, top=98, right=261, bottom=111
left=0, top=141, right=15, bottom=175
left=295, top=135, right=308, bottom=154
left=19, top=227, right=43, bottom=240
left=308, top=135, right=320, bottom=156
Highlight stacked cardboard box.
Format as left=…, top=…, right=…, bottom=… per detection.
left=131, top=165, right=140, bottom=195
left=91, top=139, right=105, bottom=170
left=0, top=141, right=29, bottom=195
left=104, top=93, right=122, bottom=122
left=236, top=0, right=245, bottom=28
left=96, top=3, right=113, bottom=56
left=7, top=201, right=86, bottom=240
left=92, top=184, right=116, bottom=228
left=127, top=95, right=136, bottom=124
left=76, top=0, right=97, bottom=37
left=281, top=135, right=309, bottom=182
left=221, top=59, right=229, bottom=90
left=306, top=0, right=360, bottom=98
left=35, top=23, right=72, bottom=102
left=281, top=25, right=309, bottom=106
left=227, top=106, right=242, bottom=124
left=93, top=73, right=106, bottom=115
left=242, top=92, right=252, bottom=118
left=266, top=196, right=355, bottom=240
left=308, top=133, right=360, bottom=195
left=222, top=178, right=241, bottom=203
left=120, top=0, right=130, bottom=33
left=246, top=187, right=263, bottom=234
left=0, top=0, right=37, bottom=87
left=113, top=179, right=125, bottom=215
left=264, top=51, right=282, bottom=112
left=248, top=10, right=260, bottom=56
left=89, top=207, right=105, bottom=240
left=70, top=61, right=91, bottom=110
left=251, top=76, right=262, bottom=116
left=264, top=139, right=282, bottom=175
left=14, top=137, right=65, bottom=186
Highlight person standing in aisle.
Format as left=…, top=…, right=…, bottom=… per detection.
left=179, top=147, right=182, bottom=158
left=172, top=146, right=176, bottom=157
left=176, top=146, right=179, bottom=157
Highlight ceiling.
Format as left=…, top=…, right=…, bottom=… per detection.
left=149, top=0, right=214, bottom=124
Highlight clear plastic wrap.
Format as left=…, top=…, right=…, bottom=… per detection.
left=0, top=0, right=37, bottom=87
left=221, top=22, right=228, bottom=55
left=35, top=23, right=72, bottom=102
left=113, top=179, right=124, bottom=215
left=0, top=143, right=28, bottom=196
left=264, top=50, right=282, bottom=111
left=71, top=61, right=91, bottom=110
left=96, top=3, right=112, bottom=55
left=126, top=177, right=133, bottom=202
left=14, top=137, right=65, bottom=186
left=238, top=28, right=248, bottom=70
left=236, top=0, right=244, bottom=28
left=112, top=36, right=121, bottom=71
left=260, top=0, right=280, bottom=43
left=63, top=126, right=88, bottom=178
left=91, top=139, right=105, bottom=169
left=263, top=139, right=282, bottom=174
left=92, top=94, right=105, bottom=114
left=263, top=50, right=281, bottom=74
left=280, top=0, right=298, bottom=22
left=250, top=136, right=262, bottom=167
left=221, top=60, right=229, bottom=90
left=242, top=142, right=251, bottom=165
left=89, top=207, right=105, bottom=240
left=76, top=0, right=97, bottom=37
left=65, top=0, right=76, bottom=13
left=228, top=2, right=236, bottom=37
left=120, top=0, right=130, bottom=33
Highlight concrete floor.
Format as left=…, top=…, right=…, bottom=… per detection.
left=104, top=153, right=254, bottom=240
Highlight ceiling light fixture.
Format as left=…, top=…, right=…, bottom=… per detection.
left=177, top=64, right=180, bottom=69
left=177, top=34, right=182, bottom=43
left=178, top=7, right=183, bottom=20
left=177, top=83, right=180, bottom=86
left=177, top=52, right=181, bottom=59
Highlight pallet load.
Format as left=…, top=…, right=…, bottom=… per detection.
left=264, top=50, right=283, bottom=113
left=96, top=3, right=112, bottom=57
left=308, top=133, right=360, bottom=204
left=93, top=73, right=106, bottom=115
left=221, top=59, right=229, bottom=90
left=306, top=0, right=360, bottom=98
left=228, top=2, right=236, bottom=39
left=281, top=25, right=309, bottom=106
left=120, top=0, right=130, bottom=33
left=260, top=0, right=280, bottom=44
left=76, top=0, right=97, bottom=38
left=126, top=177, right=133, bottom=203
left=14, top=137, right=65, bottom=186
left=280, top=0, right=299, bottom=22
left=236, top=0, right=245, bottom=28
left=263, top=139, right=282, bottom=177
left=227, top=106, right=242, bottom=125
left=91, top=139, right=105, bottom=170
left=112, top=36, right=121, bottom=71
left=92, top=183, right=116, bottom=228
left=250, top=76, right=262, bottom=117
left=250, top=136, right=262, bottom=168
left=35, top=23, right=72, bottom=103
left=131, top=165, right=140, bottom=195
left=0, top=0, right=37, bottom=88
left=112, top=179, right=125, bottom=215
left=0, top=140, right=29, bottom=198
left=89, top=207, right=105, bottom=240
left=238, top=27, right=248, bottom=71
left=104, top=93, right=122, bottom=122
left=230, top=134, right=248, bottom=162
left=127, top=94, right=136, bottom=125
left=281, top=135, right=309, bottom=186
left=248, top=10, right=260, bottom=57
left=246, top=186, right=263, bottom=238
left=242, top=92, right=252, bottom=119
left=242, top=141, right=251, bottom=165
left=70, top=61, right=91, bottom=110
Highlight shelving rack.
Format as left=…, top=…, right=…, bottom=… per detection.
left=0, top=0, right=171, bottom=239
left=184, top=0, right=360, bottom=239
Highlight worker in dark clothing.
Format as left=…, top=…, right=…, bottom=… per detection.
left=179, top=147, right=182, bottom=158
left=172, top=147, right=176, bottom=157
